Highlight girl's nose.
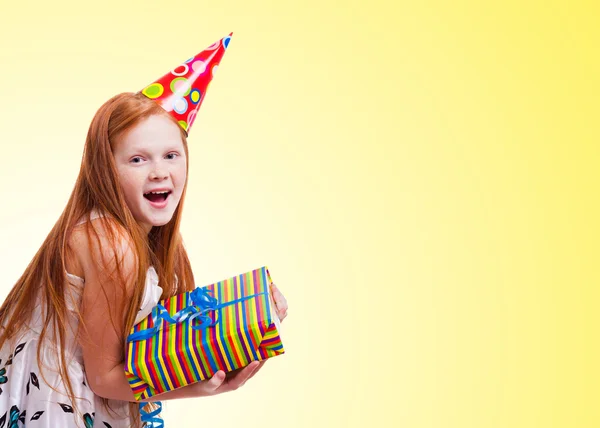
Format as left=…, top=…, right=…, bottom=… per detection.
left=149, top=167, right=168, bottom=180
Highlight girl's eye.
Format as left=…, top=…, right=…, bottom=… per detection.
left=130, top=157, right=143, bottom=164
left=166, top=153, right=178, bottom=160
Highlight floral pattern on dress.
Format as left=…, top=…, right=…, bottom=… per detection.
left=0, top=340, right=127, bottom=427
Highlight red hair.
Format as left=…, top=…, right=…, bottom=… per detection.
left=0, top=92, right=195, bottom=426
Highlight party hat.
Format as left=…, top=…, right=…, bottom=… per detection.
left=139, top=33, right=233, bottom=135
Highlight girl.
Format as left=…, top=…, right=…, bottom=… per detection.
left=0, top=36, right=288, bottom=428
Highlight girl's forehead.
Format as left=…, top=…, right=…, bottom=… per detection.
left=118, top=115, right=184, bottom=150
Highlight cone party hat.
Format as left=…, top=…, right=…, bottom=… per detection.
left=139, top=33, right=232, bottom=135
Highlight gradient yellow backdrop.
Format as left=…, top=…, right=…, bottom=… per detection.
left=0, top=0, right=598, bottom=427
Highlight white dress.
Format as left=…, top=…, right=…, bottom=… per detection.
left=0, top=210, right=164, bottom=427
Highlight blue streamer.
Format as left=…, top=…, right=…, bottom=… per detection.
left=140, top=401, right=163, bottom=427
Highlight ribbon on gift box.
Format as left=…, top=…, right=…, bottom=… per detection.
left=127, top=286, right=268, bottom=343
left=140, top=402, right=163, bottom=428
left=130, top=286, right=269, bottom=427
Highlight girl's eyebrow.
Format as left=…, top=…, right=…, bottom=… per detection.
left=128, top=145, right=182, bottom=154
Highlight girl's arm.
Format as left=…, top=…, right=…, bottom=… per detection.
left=77, top=219, right=144, bottom=401
left=98, top=359, right=265, bottom=402
left=76, top=219, right=265, bottom=402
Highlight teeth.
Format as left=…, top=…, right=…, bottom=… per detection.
left=147, top=191, right=169, bottom=194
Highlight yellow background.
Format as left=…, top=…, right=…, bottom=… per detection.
left=0, top=0, right=598, bottom=426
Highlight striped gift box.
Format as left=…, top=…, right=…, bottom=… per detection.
left=124, top=266, right=285, bottom=401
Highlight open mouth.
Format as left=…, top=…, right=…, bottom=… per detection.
left=143, top=190, right=171, bottom=203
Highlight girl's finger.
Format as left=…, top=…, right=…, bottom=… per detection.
left=271, top=283, right=283, bottom=295
left=272, top=289, right=286, bottom=306
left=246, top=360, right=267, bottom=381
left=276, top=298, right=287, bottom=311
left=207, top=370, right=226, bottom=390
left=226, top=361, right=260, bottom=390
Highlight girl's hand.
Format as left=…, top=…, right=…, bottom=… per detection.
left=189, top=360, right=266, bottom=397
left=270, top=282, right=288, bottom=322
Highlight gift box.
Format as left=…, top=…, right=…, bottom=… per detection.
left=124, top=266, right=285, bottom=401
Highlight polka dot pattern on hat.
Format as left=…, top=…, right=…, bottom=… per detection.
left=139, top=32, right=232, bottom=136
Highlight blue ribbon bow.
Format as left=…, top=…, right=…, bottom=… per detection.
left=127, top=286, right=267, bottom=342
left=129, top=285, right=268, bottom=427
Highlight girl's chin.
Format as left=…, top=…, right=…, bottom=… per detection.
left=134, top=211, right=176, bottom=230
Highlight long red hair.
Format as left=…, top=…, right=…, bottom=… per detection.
left=0, top=92, right=195, bottom=426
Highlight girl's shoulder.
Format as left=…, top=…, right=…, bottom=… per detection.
left=71, top=209, right=130, bottom=243
left=67, top=210, right=133, bottom=279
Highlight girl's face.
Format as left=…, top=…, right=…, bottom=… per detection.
left=112, top=114, right=187, bottom=234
